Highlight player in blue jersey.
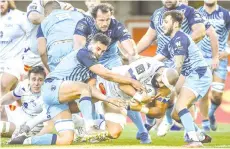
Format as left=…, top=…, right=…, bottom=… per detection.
left=36, top=1, right=84, bottom=72
left=8, top=33, right=144, bottom=145
left=74, top=3, right=150, bottom=144
left=197, top=0, right=230, bottom=131
left=154, top=10, right=212, bottom=147
left=136, top=0, right=218, bottom=136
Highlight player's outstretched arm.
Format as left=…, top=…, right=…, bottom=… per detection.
left=0, top=92, right=19, bottom=106
left=89, top=64, right=145, bottom=91
left=136, top=27, right=157, bottom=54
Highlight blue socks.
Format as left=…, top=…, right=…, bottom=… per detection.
left=164, top=104, right=174, bottom=125
left=127, top=110, right=147, bottom=133
left=178, top=108, right=195, bottom=132
left=78, top=97, right=93, bottom=120
left=31, top=134, right=57, bottom=145
left=209, top=101, right=219, bottom=118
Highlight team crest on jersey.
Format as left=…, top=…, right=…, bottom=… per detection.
left=219, top=12, right=224, bottom=19
left=107, top=30, right=112, bottom=37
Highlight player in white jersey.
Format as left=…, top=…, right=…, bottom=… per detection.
left=0, top=66, right=46, bottom=137
left=0, top=0, right=35, bottom=126
left=76, top=58, right=179, bottom=142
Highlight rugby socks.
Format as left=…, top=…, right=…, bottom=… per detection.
left=127, top=110, right=147, bottom=133
left=26, top=134, right=57, bottom=145
left=178, top=108, right=198, bottom=141
left=164, top=104, right=174, bottom=125
left=0, top=121, right=11, bottom=133
left=209, top=100, right=219, bottom=119
left=146, top=116, right=155, bottom=125
left=78, top=97, right=94, bottom=130
left=78, top=97, right=93, bottom=120
left=202, top=119, right=210, bottom=131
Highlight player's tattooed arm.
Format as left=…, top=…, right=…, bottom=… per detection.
left=174, top=55, right=185, bottom=74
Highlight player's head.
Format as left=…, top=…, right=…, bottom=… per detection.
left=0, top=0, right=16, bottom=15
left=151, top=67, right=179, bottom=96
left=179, top=0, right=188, bottom=5
left=162, top=0, right=179, bottom=10
left=89, top=33, right=111, bottom=59
left=163, top=10, right=183, bottom=36
left=91, top=3, right=114, bottom=32
left=28, top=66, right=46, bottom=93
left=204, top=0, right=217, bottom=7
left=85, top=0, right=101, bottom=13
left=44, top=0, right=61, bottom=16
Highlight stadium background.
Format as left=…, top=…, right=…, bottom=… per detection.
left=15, top=0, right=230, bottom=124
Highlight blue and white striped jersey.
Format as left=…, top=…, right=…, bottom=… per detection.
left=47, top=49, right=97, bottom=82
left=150, top=4, right=204, bottom=54
left=197, top=5, right=230, bottom=58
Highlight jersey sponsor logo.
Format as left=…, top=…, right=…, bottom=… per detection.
left=135, top=64, right=145, bottom=74
left=175, top=41, right=182, bottom=48
left=51, top=85, right=56, bottom=91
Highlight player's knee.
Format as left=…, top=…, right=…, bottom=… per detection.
left=109, top=127, right=122, bottom=139
left=211, top=91, right=222, bottom=105
left=57, top=132, right=74, bottom=145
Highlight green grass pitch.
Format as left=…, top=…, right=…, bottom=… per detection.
left=1, top=124, right=230, bottom=149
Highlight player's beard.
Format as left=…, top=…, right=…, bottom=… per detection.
left=204, top=1, right=216, bottom=8
left=164, top=27, right=173, bottom=36
left=163, top=0, right=178, bottom=10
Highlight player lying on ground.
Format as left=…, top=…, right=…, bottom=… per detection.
left=8, top=33, right=143, bottom=145
left=0, top=66, right=46, bottom=137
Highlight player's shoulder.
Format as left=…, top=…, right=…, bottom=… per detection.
left=178, top=4, right=197, bottom=16
left=16, top=79, right=30, bottom=91
left=77, top=48, right=93, bottom=58
left=11, top=9, right=26, bottom=17
left=152, top=7, right=164, bottom=17
left=218, top=5, right=230, bottom=17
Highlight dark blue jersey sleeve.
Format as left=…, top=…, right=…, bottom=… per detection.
left=159, top=45, right=171, bottom=59
left=114, top=21, right=131, bottom=42
left=77, top=49, right=98, bottom=68
left=225, top=10, right=230, bottom=30
left=185, top=6, right=204, bottom=27
left=74, top=18, right=90, bottom=37
left=36, top=25, right=44, bottom=38
left=174, top=33, right=190, bottom=56
left=150, top=14, right=155, bottom=30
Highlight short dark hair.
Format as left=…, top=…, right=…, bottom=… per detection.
left=44, top=1, right=61, bottom=10
left=28, top=66, right=46, bottom=78
left=92, top=33, right=111, bottom=46
left=91, top=3, right=114, bottom=18
left=163, top=10, right=184, bottom=27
